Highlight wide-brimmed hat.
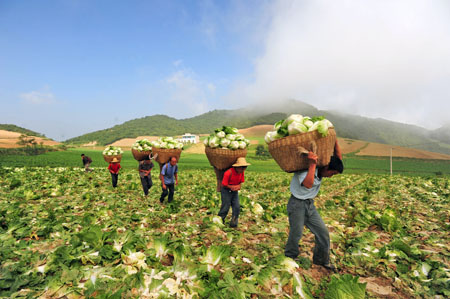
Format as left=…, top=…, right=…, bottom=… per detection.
left=232, top=157, right=251, bottom=167
left=111, top=157, right=119, bottom=163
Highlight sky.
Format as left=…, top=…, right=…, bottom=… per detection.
left=1, top=0, right=449, bottom=141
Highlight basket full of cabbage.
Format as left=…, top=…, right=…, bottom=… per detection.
left=265, top=114, right=336, bottom=172
left=151, top=137, right=183, bottom=167
left=131, top=139, right=153, bottom=161
left=203, top=126, right=250, bottom=171
left=102, top=146, right=124, bottom=163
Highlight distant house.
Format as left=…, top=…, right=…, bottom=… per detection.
left=177, top=133, right=199, bottom=144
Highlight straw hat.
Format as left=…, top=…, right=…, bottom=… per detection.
left=232, top=157, right=251, bottom=167
left=111, top=157, right=119, bottom=163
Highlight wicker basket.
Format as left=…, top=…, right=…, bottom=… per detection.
left=205, top=147, right=247, bottom=171
left=152, top=148, right=182, bottom=170
left=268, top=128, right=336, bottom=173
left=214, top=167, right=226, bottom=192
left=131, top=149, right=152, bottom=161
left=103, top=154, right=122, bottom=163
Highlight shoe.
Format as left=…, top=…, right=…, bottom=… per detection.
left=230, top=216, right=238, bottom=228
left=315, top=263, right=337, bottom=272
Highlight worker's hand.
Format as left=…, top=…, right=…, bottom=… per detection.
left=308, top=151, right=318, bottom=164
left=175, top=180, right=178, bottom=186
left=229, top=185, right=241, bottom=191
left=162, top=183, right=167, bottom=190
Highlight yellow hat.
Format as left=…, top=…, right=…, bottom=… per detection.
left=232, top=157, right=251, bottom=167
left=111, top=157, right=119, bottom=163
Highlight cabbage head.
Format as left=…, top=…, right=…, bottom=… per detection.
left=216, top=131, right=226, bottom=138
left=209, top=136, right=219, bottom=148
left=288, top=121, right=308, bottom=135
left=228, top=141, right=240, bottom=150
left=220, top=138, right=231, bottom=148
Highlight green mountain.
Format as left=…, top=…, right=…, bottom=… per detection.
left=65, top=112, right=288, bottom=145
left=0, top=124, right=45, bottom=137
left=65, top=100, right=450, bottom=155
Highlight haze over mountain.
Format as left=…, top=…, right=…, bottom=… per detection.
left=65, top=100, right=450, bottom=155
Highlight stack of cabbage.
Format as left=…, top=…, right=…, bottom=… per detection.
left=204, top=127, right=249, bottom=189
left=151, top=137, right=183, bottom=167
left=103, top=146, right=123, bottom=163
left=204, top=126, right=250, bottom=150
left=102, top=145, right=124, bottom=156
left=265, top=114, right=333, bottom=144
left=265, top=114, right=336, bottom=172
left=151, top=137, right=183, bottom=150
left=131, top=139, right=153, bottom=152
left=131, top=139, right=153, bottom=161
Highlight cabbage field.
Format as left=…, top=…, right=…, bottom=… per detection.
left=0, top=166, right=449, bottom=298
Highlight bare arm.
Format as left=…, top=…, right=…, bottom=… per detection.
left=334, top=139, right=342, bottom=160
left=302, top=152, right=318, bottom=189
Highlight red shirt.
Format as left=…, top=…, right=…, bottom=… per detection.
left=222, top=168, right=245, bottom=186
left=108, top=163, right=121, bottom=174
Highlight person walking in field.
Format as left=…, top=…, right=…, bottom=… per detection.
left=159, top=156, right=178, bottom=203
left=139, top=156, right=154, bottom=196
left=81, top=154, right=93, bottom=172
left=108, top=157, right=121, bottom=188
left=284, top=141, right=343, bottom=271
left=218, top=157, right=250, bottom=228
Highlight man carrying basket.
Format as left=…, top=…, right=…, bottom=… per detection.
left=139, top=156, right=154, bottom=196
left=284, top=141, right=343, bottom=271
left=159, top=156, right=179, bottom=203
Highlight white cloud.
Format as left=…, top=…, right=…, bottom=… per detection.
left=163, top=68, right=213, bottom=117
left=229, top=0, right=450, bottom=129
left=173, top=59, right=183, bottom=67
left=20, top=89, right=56, bottom=104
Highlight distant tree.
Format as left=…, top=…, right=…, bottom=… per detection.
left=17, top=134, right=37, bottom=147
left=255, top=145, right=270, bottom=158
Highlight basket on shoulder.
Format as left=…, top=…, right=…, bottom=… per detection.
left=103, top=146, right=123, bottom=163
left=265, top=114, right=336, bottom=172
left=203, top=126, right=250, bottom=191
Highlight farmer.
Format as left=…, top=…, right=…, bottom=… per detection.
left=218, top=157, right=250, bottom=228
left=108, top=157, right=121, bottom=188
left=284, top=141, right=343, bottom=271
left=159, top=156, right=178, bottom=203
left=139, top=156, right=154, bottom=196
left=81, top=154, right=93, bottom=172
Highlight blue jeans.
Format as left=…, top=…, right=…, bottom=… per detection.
left=284, top=195, right=330, bottom=265
left=218, top=188, right=240, bottom=224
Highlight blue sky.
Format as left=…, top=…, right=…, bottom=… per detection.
left=1, top=0, right=450, bottom=140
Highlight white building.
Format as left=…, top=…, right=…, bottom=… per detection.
left=177, top=133, right=199, bottom=144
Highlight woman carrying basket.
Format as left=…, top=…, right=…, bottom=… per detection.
left=108, top=157, right=121, bottom=188
left=218, top=157, right=250, bottom=228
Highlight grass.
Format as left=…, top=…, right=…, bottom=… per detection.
left=1, top=147, right=450, bottom=176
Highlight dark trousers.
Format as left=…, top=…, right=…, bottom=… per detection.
left=218, top=188, right=240, bottom=224
left=284, top=195, right=330, bottom=265
left=160, top=184, right=175, bottom=203
left=140, top=176, right=153, bottom=196
left=110, top=173, right=118, bottom=187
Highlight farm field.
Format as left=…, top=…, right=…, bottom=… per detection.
left=0, top=167, right=449, bottom=298
left=1, top=148, right=450, bottom=176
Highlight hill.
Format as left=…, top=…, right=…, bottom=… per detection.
left=64, top=100, right=450, bottom=155
left=0, top=130, right=59, bottom=148
left=0, top=124, right=45, bottom=137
